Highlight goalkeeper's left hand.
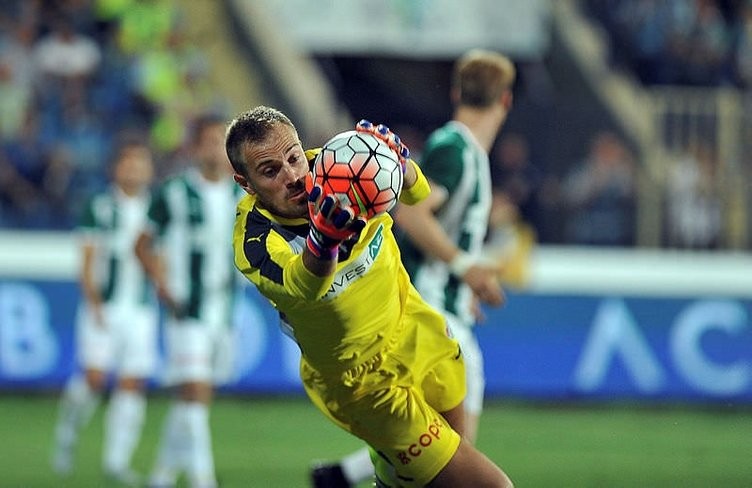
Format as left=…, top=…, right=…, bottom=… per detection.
left=355, top=119, right=410, bottom=173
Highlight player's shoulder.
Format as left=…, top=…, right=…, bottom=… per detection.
left=150, top=173, right=186, bottom=198
left=83, top=187, right=120, bottom=215
left=160, top=171, right=190, bottom=187
left=237, top=197, right=307, bottom=263
left=236, top=195, right=281, bottom=240
left=236, top=192, right=258, bottom=221
left=424, top=123, right=467, bottom=156
left=428, top=122, right=465, bottom=144
left=85, top=188, right=112, bottom=206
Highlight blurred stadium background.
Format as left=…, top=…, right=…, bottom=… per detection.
left=1, top=0, right=751, bottom=486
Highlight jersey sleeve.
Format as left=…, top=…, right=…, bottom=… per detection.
left=233, top=196, right=334, bottom=304
left=77, top=194, right=103, bottom=247
left=146, top=185, right=171, bottom=236
left=420, top=143, right=463, bottom=193
left=78, top=195, right=98, bottom=230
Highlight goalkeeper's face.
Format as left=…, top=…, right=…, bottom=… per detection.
left=235, top=123, right=310, bottom=219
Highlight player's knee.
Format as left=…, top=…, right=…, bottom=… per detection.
left=84, top=369, right=107, bottom=392
left=117, top=376, right=145, bottom=392
left=178, top=381, right=213, bottom=403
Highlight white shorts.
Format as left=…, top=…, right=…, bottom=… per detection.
left=446, top=316, right=485, bottom=415
left=162, top=317, right=235, bottom=386
left=77, top=302, right=158, bottom=378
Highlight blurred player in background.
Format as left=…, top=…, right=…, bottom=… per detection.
left=135, top=114, right=239, bottom=488
left=51, top=139, right=157, bottom=486
left=312, top=49, right=515, bottom=487
left=395, top=49, right=514, bottom=443
left=226, top=105, right=514, bottom=488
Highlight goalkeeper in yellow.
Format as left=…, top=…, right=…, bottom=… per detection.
left=226, top=105, right=513, bottom=487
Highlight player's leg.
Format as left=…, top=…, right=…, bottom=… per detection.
left=147, top=394, right=186, bottom=487
left=427, top=432, right=513, bottom=488
left=149, top=318, right=218, bottom=488
left=103, top=377, right=146, bottom=486
left=310, top=445, right=373, bottom=488
left=178, top=380, right=216, bottom=488
left=52, top=370, right=106, bottom=474
left=103, top=306, right=156, bottom=485
left=52, top=307, right=110, bottom=474
left=366, top=397, right=511, bottom=487
left=415, top=307, right=511, bottom=486
left=448, top=322, right=485, bottom=445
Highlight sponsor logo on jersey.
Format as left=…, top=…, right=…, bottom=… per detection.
left=322, top=224, right=384, bottom=300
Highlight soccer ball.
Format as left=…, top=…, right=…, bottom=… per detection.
left=312, top=130, right=404, bottom=219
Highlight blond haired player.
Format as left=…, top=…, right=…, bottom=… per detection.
left=226, top=105, right=513, bottom=487
left=395, top=49, right=515, bottom=444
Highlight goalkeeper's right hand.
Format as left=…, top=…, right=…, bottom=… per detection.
left=306, top=175, right=366, bottom=260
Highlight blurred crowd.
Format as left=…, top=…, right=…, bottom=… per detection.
left=584, top=0, right=752, bottom=88
left=0, top=0, right=227, bottom=229
left=0, top=0, right=736, bottom=253
left=486, top=127, right=726, bottom=253
left=486, top=129, right=638, bottom=251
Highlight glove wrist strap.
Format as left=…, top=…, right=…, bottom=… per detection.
left=306, top=231, right=339, bottom=260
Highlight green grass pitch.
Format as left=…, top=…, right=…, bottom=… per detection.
left=1, top=394, right=751, bottom=487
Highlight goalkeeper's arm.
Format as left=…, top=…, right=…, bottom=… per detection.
left=399, top=159, right=431, bottom=205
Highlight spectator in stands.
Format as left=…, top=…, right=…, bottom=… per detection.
left=586, top=0, right=736, bottom=87
left=32, top=15, right=101, bottom=88
left=1, top=111, right=55, bottom=228
left=561, top=131, right=636, bottom=246
left=679, top=0, right=731, bottom=86
left=0, top=20, right=36, bottom=142
left=116, top=0, right=177, bottom=55
left=665, top=142, right=723, bottom=249
left=731, top=1, right=752, bottom=88
left=0, top=147, right=47, bottom=228
left=132, top=26, right=218, bottom=156
left=491, top=132, right=543, bottom=230
left=0, top=57, right=32, bottom=143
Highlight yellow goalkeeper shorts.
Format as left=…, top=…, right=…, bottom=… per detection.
left=301, top=286, right=466, bottom=486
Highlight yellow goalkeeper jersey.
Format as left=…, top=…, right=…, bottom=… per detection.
left=233, top=157, right=432, bottom=376
left=233, top=157, right=469, bottom=486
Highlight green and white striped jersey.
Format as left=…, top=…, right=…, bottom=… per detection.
left=79, top=186, right=153, bottom=306
left=398, top=121, right=492, bottom=328
left=146, top=168, right=241, bottom=323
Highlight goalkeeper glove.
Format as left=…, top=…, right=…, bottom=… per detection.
left=355, top=119, right=410, bottom=173
left=306, top=174, right=367, bottom=260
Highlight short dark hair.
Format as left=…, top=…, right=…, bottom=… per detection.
left=225, top=106, right=295, bottom=176
left=109, top=132, right=150, bottom=168
left=191, top=112, right=228, bottom=145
